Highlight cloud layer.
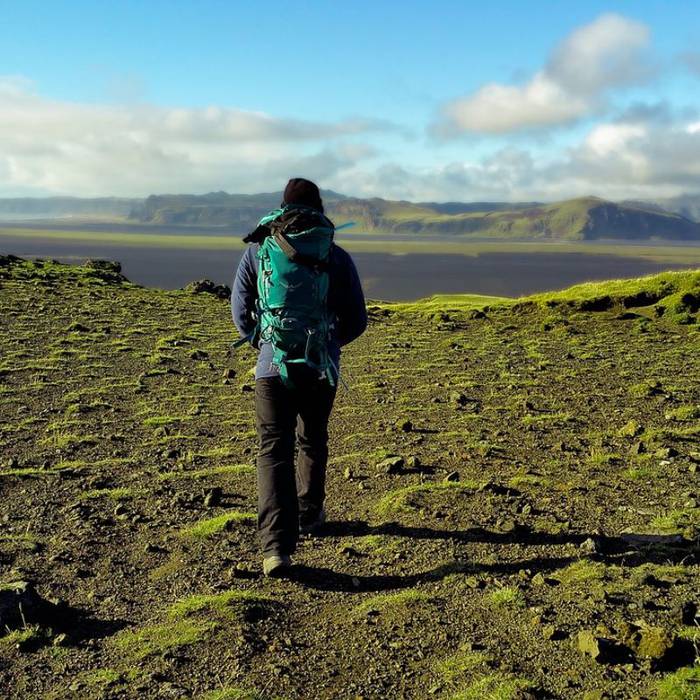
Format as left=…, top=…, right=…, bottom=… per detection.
left=0, top=77, right=389, bottom=196
left=435, top=14, right=651, bottom=135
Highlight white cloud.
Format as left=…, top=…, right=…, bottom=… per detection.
left=435, top=13, right=651, bottom=135
left=333, top=112, right=700, bottom=203
left=0, top=77, right=390, bottom=196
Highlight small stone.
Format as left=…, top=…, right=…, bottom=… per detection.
left=241, top=383, right=254, bottom=393
left=542, top=624, right=557, bottom=640
left=113, top=504, right=128, bottom=519
left=579, top=537, right=600, bottom=555
left=343, top=467, right=354, bottom=480
left=577, top=630, right=616, bottom=663
left=377, top=456, right=404, bottom=474
left=445, top=471, right=460, bottom=482
left=397, top=419, right=413, bottom=432
left=684, top=497, right=698, bottom=509
left=672, top=601, right=698, bottom=625
left=222, top=368, right=236, bottom=379
left=52, top=633, right=69, bottom=647
left=629, top=441, right=645, bottom=455
left=636, top=626, right=673, bottom=659
left=405, top=456, right=421, bottom=469
left=203, top=487, right=223, bottom=508
left=190, top=350, right=208, bottom=360
left=655, top=447, right=678, bottom=459
left=531, top=572, right=546, bottom=586
left=231, top=563, right=250, bottom=579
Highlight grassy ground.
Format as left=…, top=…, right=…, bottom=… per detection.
left=0, top=257, right=699, bottom=699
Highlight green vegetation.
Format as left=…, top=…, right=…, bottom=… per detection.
left=2, top=256, right=699, bottom=699
left=353, top=589, right=434, bottom=617
left=113, top=619, right=215, bottom=660
left=653, top=665, right=700, bottom=699
left=179, top=510, right=256, bottom=538
left=168, top=590, right=274, bottom=621
left=375, top=480, right=481, bottom=515
left=486, top=587, right=526, bottom=609
left=450, top=674, right=535, bottom=700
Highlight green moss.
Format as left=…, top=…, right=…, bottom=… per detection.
left=375, top=480, right=481, bottom=515
left=0, top=625, right=43, bottom=647
left=168, top=590, right=274, bottom=621
left=180, top=510, right=256, bottom=538
left=653, top=665, right=700, bottom=700
left=142, top=415, right=186, bottom=428
left=158, top=464, right=254, bottom=481
left=113, top=618, right=215, bottom=660
left=649, top=509, right=700, bottom=535
left=486, top=586, right=525, bottom=609
left=665, top=405, right=700, bottom=421
left=551, top=560, right=609, bottom=586
left=80, top=487, right=135, bottom=501
left=451, top=673, right=535, bottom=700
left=437, top=649, right=490, bottom=682
left=199, top=688, right=277, bottom=700
left=353, top=589, right=434, bottom=617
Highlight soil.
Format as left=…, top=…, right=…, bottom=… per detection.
left=0, top=257, right=699, bottom=699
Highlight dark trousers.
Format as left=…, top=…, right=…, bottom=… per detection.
left=254, top=371, right=337, bottom=556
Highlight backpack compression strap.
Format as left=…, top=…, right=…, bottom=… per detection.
left=271, top=230, right=330, bottom=273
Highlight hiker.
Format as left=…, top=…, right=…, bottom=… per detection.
left=232, top=178, right=367, bottom=577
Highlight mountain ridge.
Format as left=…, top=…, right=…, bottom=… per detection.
left=1, top=191, right=700, bottom=241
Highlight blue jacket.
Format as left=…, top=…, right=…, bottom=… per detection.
left=231, top=242, right=368, bottom=380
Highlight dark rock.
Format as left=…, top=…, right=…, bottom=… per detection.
left=377, top=456, right=404, bottom=474
left=0, top=581, right=61, bottom=632
left=203, top=487, right=223, bottom=508
left=241, top=384, right=254, bottom=393
left=397, top=419, right=413, bottom=432
left=113, top=503, right=128, bottom=519
left=222, top=368, right=236, bottom=379
left=445, top=471, right=460, bottom=482
left=84, top=259, right=121, bottom=274
left=183, top=279, right=231, bottom=300
left=577, top=630, right=624, bottom=663
left=672, top=601, right=698, bottom=625
left=189, top=350, right=208, bottom=360
left=654, top=446, right=678, bottom=459
left=405, top=456, right=421, bottom=469
left=52, top=632, right=70, bottom=647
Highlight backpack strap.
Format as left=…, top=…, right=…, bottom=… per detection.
left=271, top=230, right=330, bottom=273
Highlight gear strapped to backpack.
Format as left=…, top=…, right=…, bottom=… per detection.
left=236, top=205, right=337, bottom=386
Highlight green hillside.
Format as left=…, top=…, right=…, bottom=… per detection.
left=1, top=256, right=699, bottom=699
left=134, top=192, right=700, bottom=241
left=2, top=192, right=700, bottom=241
left=330, top=195, right=700, bottom=240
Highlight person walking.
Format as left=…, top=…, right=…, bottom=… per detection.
left=232, top=178, right=367, bottom=577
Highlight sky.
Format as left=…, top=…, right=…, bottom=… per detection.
left=1, top=0, right=700, bottom=201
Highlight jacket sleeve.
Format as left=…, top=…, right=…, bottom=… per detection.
left=332, top=246, right=368, bottom=347
left=231, top=246, right=258, bottom=342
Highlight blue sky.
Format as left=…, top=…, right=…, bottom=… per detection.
left=1, top=1, right=699, bottom=200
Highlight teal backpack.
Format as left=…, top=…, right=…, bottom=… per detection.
left=238, top=205, right=338, bottom=386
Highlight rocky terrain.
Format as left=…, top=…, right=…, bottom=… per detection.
left=0, top=256, right=699, bottom=699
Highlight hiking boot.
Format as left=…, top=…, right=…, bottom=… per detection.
left=263, top=554, right=292, bottom=577
left=299, top=508, right=326, bottom=536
